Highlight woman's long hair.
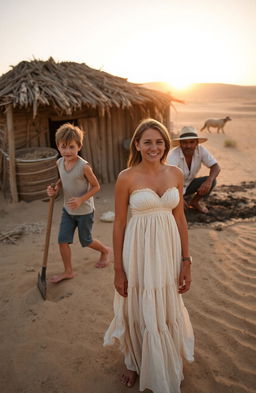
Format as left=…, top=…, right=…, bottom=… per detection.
left=127, top=118, right=171, bottom=167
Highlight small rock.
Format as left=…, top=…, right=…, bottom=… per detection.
left=100, top=211, right=115, bottom=222
left=26, top=266, right=35, bottom=272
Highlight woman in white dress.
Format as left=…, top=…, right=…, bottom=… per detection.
left=104, top=119, right=194, bottom=393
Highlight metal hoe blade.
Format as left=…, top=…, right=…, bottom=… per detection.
left=38, top=267, right=47, bottom=300
left=37, top=195, right=55, bottom=300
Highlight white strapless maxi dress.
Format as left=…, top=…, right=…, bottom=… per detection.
left=104, top=188, right=194, bottom=393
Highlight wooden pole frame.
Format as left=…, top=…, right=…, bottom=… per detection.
left=6, top=104, right=18, bottom=202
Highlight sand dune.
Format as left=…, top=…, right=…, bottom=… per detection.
left=183, top=222, right=256, bottom=393
left=144, top=82, right=256, bottom=102
left=0, top=92, right=256, bottom=393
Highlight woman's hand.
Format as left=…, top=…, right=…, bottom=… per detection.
left=178, top=261, right=192, bottom=294
left=114, top=269, right=128, bottom=297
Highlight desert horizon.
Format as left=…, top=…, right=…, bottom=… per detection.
left=143, top=81, right=256, bottom=101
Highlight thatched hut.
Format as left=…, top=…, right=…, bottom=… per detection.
left=0, top=58, right=180, bottom=202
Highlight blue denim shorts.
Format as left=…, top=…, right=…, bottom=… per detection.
left=58, top=208, right=94, bottom=247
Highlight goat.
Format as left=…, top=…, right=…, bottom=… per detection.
left=200, top=116, right=231, bottom=133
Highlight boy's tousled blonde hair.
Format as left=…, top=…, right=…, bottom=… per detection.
left=128, top=118, right=171, bottom=167
left=55, top=123, right=84, bottom=147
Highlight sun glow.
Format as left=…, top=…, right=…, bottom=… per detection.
left=167, top=80, right=192, bottom=91
left=0, top=1, right=255, bottom=87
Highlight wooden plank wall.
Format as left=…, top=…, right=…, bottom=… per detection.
left=1, top=110, right=49, bottom=150
left=0, top=115, right=6, bottom=150
left=79, top=107, right=140, bottom=183
left=0, top=115, right=6, bottom=189
left=0, top=104, right=170, bottom=195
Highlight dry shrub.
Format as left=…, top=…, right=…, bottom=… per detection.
left=224, top=139, right=237, bottom=148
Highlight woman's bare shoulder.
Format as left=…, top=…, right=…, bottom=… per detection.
left=118, top=167, right=137, bottom=181
left=166, top=164, right=183, bottom=177
left=117, top=167, right=141, bottom=194
left=165, top=164, right=184, bottom=189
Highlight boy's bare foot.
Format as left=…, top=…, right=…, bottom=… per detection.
left=49, top=272, right=74, bottom=283
left=121, top=368, right=137, bottom=388
left=95, top=247, right=112, bottom=269
left=189, top=201, right=209, bottom=214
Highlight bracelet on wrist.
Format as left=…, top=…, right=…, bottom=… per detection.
left=182, top=256, right=192, bottom=263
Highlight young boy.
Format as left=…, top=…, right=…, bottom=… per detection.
left=47, top=123, right=111, bottom=283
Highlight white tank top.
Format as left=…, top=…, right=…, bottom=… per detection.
left=57, top=156, right=95, bottom=215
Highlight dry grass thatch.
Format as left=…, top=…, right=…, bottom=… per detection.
left=0, top=57, right=178, bottom=117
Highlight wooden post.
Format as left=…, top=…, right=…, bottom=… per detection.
left=98, top=110, right=108, bottom=183
left=78, top=117, right=93, bottom=166
left=106, top=113, right=115, bottom=182
left=6, top=104, right=18, bottom=202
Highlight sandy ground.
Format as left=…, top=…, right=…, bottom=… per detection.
left=0, top=93, right=256, bottom=393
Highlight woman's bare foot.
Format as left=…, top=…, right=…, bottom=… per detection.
left=95, top=247, right=112, bottom=268
left=49, top=272, right=74, bottom=283
left=121, top=367, right=137, bottom=388
left=189, top=201, right=208, bottom=214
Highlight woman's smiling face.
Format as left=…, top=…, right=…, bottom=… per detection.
left=135, top=128, right=166, bottom=162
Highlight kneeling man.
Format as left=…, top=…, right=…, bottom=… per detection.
left=168, top=126, right=220, bottom=213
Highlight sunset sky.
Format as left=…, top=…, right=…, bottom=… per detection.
left=1, top=0, right=255, bottom=89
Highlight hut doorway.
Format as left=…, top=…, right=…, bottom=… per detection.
left=48, top=119, right=78, bottom=152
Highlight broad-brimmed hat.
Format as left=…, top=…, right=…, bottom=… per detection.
left=172, top=126, right=208, bottom=147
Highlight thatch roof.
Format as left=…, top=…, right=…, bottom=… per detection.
left=0, top=57, right=178, bottom=117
